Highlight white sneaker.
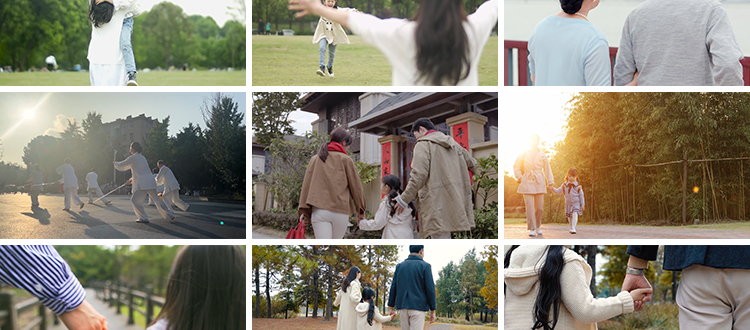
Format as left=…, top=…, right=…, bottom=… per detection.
left=536, top=228, right=543, bottom=235
left=316, top=66, right=326, bottom=77
left=529, top=229, right=536, bottom=237
left=570, top=229, right=577, bottom=234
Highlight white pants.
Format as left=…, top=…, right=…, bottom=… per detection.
left=524, top=194, right=544, bottom=230
left=568, top=213, right=578, bottom=230
left=399, top=310, right=425, bottom=330
left=88, top=187, right=109, bottom=204
left=163, top=190, right=189, bottom=212
left=64, top=187, right=83, bottom=210
left=677, top=264, right=750, bottom=330
left=430, top=232, right=452, bottom=239
left=311, top=208, right=349, bottom=239
left=131, top=189, right=174, bottom=220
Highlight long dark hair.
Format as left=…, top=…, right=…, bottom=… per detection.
left=560, top=0, right=584, bottom=14
left=362, top=288, right=377, bottom=326
left=342, top=266, right=360, bottom=292
left=88, top=0, right=114, bottom=28
left=414, top=0, right=470, bottom=85
left=383, top=175, right=415, bottom=217
left=150, top=245, right=246, bottom=330
left=318, top=127, right=353, bottom=162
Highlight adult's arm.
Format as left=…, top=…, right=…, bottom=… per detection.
left=344, top=157, right=367, bottom=214
left=113, top=155, right=132, bottom=172
left=297, top=157, right=316, bottom=221
left=467, top=0, right=499, bottom=34
left=706, top=4, right=743, bottom=86
left=348, top=281, right=363, bottom=303
left=584, top=38, right=612, bottom=86
left=0, top=246, right=86, bottom=315
left=424, top=264, right=437, bottom=311
left=397, top=142, right=430, bottom=208
left=626, top=246, right=658, bottom=261
left=513, top=153, right=524, bottom=180
left=333, top=289, right=342, bottom=307
left=613, top=15, right=637, bottom=86
left=289, top=0, right=351, bottom=29
left=387, top=265, right=398, bottom=308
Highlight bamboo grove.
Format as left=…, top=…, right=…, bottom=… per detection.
left=550, top=92, right=750, bottom=224
left=251, top=245, right=499, bottom=323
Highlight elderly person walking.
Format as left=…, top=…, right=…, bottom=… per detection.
left=513, top=134, right=553, bottom=237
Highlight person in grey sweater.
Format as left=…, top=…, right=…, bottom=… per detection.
left=614, top=0, right=743, bottom=86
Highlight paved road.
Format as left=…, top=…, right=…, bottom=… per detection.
left=0, top=194, right=245, bottom=239
left=504, top=223, right=750, bottom=239
left=426, top=324, right=455, bottom=330
left=50, top=289, right=143, bottom=330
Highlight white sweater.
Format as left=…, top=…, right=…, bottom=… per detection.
left=358, top=197, right=414, bottom=239
left=504, top=246, right=635, bottom=330
left=347, top=0, right=498, bottom=86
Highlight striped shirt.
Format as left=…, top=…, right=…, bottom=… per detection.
left=0, top=245, right=86, bottom=315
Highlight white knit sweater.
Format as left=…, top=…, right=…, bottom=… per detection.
left=504, top=246, right=635, bottom=330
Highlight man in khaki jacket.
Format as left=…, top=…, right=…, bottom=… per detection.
left=395, top=118, right=476, bottom=239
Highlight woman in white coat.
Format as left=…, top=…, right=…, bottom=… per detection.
left=513, top=134, right=554, bottom=237
left=334, top=266, right=362, bottom=330
left=114, top=142, right=175, bottom=223
left=358, top=175, right=415, bottom=239
left=87, top=0, right=142, bottom=85
left=155, top=160, right=190, bottom=212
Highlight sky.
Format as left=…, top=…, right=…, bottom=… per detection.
left=502, top=91, right=573, bottom=174
left=139, top=0, right=244, bottom=26
left=0, top=92, right=246, bottom=165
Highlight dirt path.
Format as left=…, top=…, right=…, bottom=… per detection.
left=252, top=317, right=400, bottom=330
left=504, top=223, right=750, bottom=239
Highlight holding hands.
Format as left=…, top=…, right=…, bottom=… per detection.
left=621, top=273, right=653, bottom=311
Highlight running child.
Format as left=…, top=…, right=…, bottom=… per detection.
left=549, top=168, right=585, bottom=234
left=504, top=245, right=651, bottom=330
left=312, top=0, right=356, bottom=78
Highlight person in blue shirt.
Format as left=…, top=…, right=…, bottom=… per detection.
left=527, top=0, right=612, bottom=86
left=0, top=245, right=108, bottom=330
left=623, top=245, right=750, bottom=329
left=388, top=245, right=437, bottom=330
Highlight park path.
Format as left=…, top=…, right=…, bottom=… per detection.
left=426, top=324, right=455, bottom=330
left=504, top=223, right=750, bottom=239
left=50, top=289, right=143, bottom=330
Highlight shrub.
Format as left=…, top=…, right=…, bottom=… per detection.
left=453, top=202, right=498, bottom=239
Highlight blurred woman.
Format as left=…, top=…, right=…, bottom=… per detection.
left=513, top=134, right=553, bottom=237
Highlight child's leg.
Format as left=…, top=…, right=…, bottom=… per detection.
left=318, top=39, right=328, bottom=69
left=121, top=17, right=136, bottom=74
left=327, top=43, right=337, bottom=69
left=571, top=213, right=578, bottom=231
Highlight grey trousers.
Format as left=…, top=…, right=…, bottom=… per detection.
left=677, top=264, right=750, bottom=330
left=399, top=309, right=425, bottom=330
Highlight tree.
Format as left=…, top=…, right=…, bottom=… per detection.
left=82, top=112, right=113, bottom=184
left=139, top=2, right=194, bottom=68
left=458, top=249, right=482, bottom=321
left=202, top=93, right=246, bottom=194
left=479, top=245, right=498, bottom=312
left=262, top=131, right=328, bottom=211
left=251, top=92, right=304, bottom=145
left=436, top=261, right=462, bottom=318
left=142, top=116, right=173, bottom=171
left=171, top=123, right=211, bottom=192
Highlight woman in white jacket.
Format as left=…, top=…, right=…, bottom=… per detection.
left=334, top=266, right=362, bottom=330
left=358, top=175, right=415, bottom=239
left=356, top=287, right=396, bottom=330
left=504, top=245, right=651, bottom=330
left=87, top=0, right=142, bottom=85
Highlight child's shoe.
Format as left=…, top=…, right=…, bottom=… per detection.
left=127, top=72, right=138, bottom=86
left=328, top=67, right=334, bottom=78
left=316, top=66, right=326, bottom=77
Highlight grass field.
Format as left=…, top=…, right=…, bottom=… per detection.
left=0, top=70, right=246, bottom=86
left=252, top=35, right=498, bottom=86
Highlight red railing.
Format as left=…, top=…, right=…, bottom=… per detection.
left=505, top=40, right=750, bottom=86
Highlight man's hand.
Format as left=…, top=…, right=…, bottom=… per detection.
left=621, top=274, right=652, bottom=311
left=430, top=310, right=436, bottom=323
left=394, top=203, right=405, bottom=215
left=59, top=300, right=108, bottom=330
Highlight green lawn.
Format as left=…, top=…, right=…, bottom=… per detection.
left=252, top=35, right=498, bottom=86
left=0, top=70, right=246, bottom=86
left=118, top=303, right=163, bottom=328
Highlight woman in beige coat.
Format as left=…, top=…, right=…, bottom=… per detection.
left=513, top=134, right=553, bottom=237
left=504, top=245, right=651, bottom=330
left=334, top=266, right=362, bottom=330
left=298, top=127, right=367, bottom=239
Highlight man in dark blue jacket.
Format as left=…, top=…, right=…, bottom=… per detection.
left=623, top=245, right=750, bottom=329
left=388, top=245, right=437, bottom=330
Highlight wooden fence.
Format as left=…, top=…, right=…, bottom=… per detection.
left=92, top=281, right=165, bottom=329
left=0, top=292, right=59, bottom=330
